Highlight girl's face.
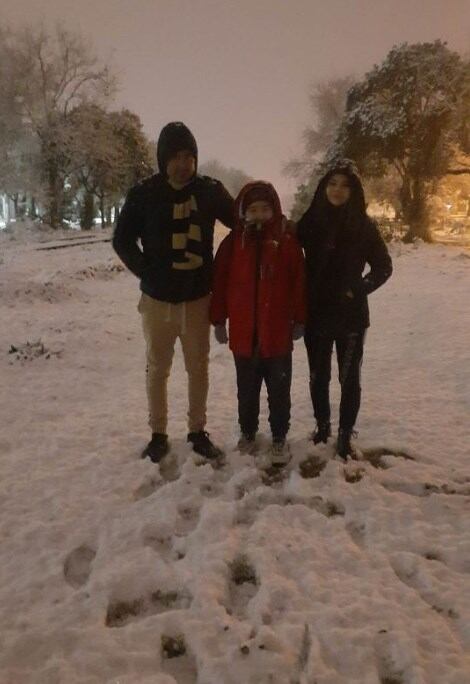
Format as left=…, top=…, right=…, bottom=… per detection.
left=325, top=174, right=352, bottom=207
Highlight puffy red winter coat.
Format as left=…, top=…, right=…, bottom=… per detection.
left=210, top=182, right=306, bottom=358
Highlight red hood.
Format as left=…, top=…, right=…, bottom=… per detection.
left=234, top=181, right=283, bottom=232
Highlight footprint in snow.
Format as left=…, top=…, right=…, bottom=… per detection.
left=382, top=480, right=470, bottom=498
left=132, top=475, right=161, bottom=500
left=361, top=447, right=415, bottom=470
left=298, top=454, right=327, bottom=479
left=226, top=554, right=259, bottom=620
left=374, top=629, right=415, bottom=684
left=142, top=532, right=174, bottom=561
left=106, top=589, right=192, bottom=628
left=161, top=634, right=198, bottom=683
left=345, top=520, right=366, bottom=548
left=343, top=464, right=365, bottom=483
left=175, top=502, right=201, bottom=536
left=63, top=545, right=96, bottom=588
left=159, top=453, right=180, bottom=482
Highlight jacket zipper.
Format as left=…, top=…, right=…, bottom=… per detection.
left=252, top=226, right=262, bottom=355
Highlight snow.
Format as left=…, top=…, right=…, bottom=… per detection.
left=0, top=228, right=469, bottom=684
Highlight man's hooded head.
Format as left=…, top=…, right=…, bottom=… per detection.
left=156, top=122, right=198, bottom=177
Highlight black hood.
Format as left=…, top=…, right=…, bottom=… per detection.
left=156, top=122, right=198, bottom=176
left=312, top=159, right=366, bottom=218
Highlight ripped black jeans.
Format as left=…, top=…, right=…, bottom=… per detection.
left=304, top=329, right=366, bottom=430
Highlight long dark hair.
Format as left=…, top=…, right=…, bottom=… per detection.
left=308, top=161, right=368, bottom=233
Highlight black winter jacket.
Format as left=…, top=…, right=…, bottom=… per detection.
left=113, top=173, right=234, bottom=303
left=297, top=212, right=392, bottom=333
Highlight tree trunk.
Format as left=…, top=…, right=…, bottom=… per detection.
left=403, top=178, right=433, bottom=243
left=80, top=191, right=95, bottom=230
left=30, top=196, right=38, bottom=219
left=46, top=163, right=64, bottom=229
left=99, top=196, right=106, bottom=228
left=12, top=194, right=19, bottom=218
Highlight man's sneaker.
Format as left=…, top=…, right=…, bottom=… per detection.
left=312, top=421, right=331, bottom=445
left=188, top=430, right=224, bottom=461
left=270, top=438, right=291, bottom=467
left=336, top=428, right=357, bottom=461
left=237, top=433, right=257, bottom=455
left=141, top=433, right=169, bottom=464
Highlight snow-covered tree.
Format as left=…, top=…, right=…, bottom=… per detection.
left=329, top=41, right=470, bottom=241
left=67, top=105, right=153, bottom=228
left=0, top=24, right=115, bottom=227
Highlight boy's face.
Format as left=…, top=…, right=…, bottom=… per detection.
left=166, top=149, right=196, bottom=186
left=326, top=173, right=352, bottom=206
left=244, top=200, right=274, bottom=225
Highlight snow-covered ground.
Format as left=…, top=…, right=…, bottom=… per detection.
left=1, top=227, right=469, bottom=684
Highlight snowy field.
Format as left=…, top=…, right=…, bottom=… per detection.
left=0, top=226, right=469, bottom=684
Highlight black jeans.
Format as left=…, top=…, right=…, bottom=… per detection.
left=234, top=354, right=292, bottom=439
left=304, top=330, right=366, bottom=430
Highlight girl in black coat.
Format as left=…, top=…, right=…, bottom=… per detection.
left=297, top=160, right=392, bottom=458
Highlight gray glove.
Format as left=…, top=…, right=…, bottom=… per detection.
left=293, top=323, right=305, bottom=340
left=214, top=324, right=228, bottom=344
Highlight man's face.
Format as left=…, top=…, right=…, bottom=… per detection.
left=326, top=173, right=352, bottom=206
left=166, top=150, right=196, bottom=186
left=244, top=200, right=274, bottom=225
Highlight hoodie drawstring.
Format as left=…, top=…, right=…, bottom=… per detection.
left=164, top=301, right=187, bottom=335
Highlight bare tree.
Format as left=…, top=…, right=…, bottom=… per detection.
left=284, top=76, right=355, bottom=218
left=284, top=76, right=355, bottom=181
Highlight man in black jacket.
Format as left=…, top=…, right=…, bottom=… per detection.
left=113, top=122, right=234, bottom=463
left=297, top=161, right=393, bottom=458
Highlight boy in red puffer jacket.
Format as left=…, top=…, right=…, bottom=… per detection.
left=210, top=181, right=306, bottom=466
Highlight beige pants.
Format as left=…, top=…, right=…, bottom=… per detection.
left=138, top=293, right=210, bottom=434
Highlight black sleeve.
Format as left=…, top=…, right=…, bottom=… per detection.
left=112, top=185, right=149, bottom=279
left=213, top=181, right=235, bottom=229
left=354, top=220, right=393, bottom=296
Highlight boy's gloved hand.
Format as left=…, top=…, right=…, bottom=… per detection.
left=214, top=324, right=228, bottom=344
left=292, top=323, right=305, bottom=340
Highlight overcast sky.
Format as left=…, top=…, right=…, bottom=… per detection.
left=3, top=0, right=470, bottom=203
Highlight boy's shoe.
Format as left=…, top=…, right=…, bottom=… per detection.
left=270, top=437, right=291, bottom=467
left=237, top=433, right=257, bottom=455
left=336, top=428, right=357, bottom=461
left=188, top=430, right=224, bottom=461
left=141, top=433, right=169, bottom=464
left=311, top=421, right=331, bottom=445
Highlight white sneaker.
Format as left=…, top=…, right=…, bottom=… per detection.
left=237, top=434, right=257, bottom=455
left=270, top=439, right=291, bottom=467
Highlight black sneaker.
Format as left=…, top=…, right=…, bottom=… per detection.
left=336, top=428, right=357, bottom=460
left=312, top=421, right=331, bottom=445
left=141, top=433, right=169, bottom=463
left=187, top=430, right=223, bottom=460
